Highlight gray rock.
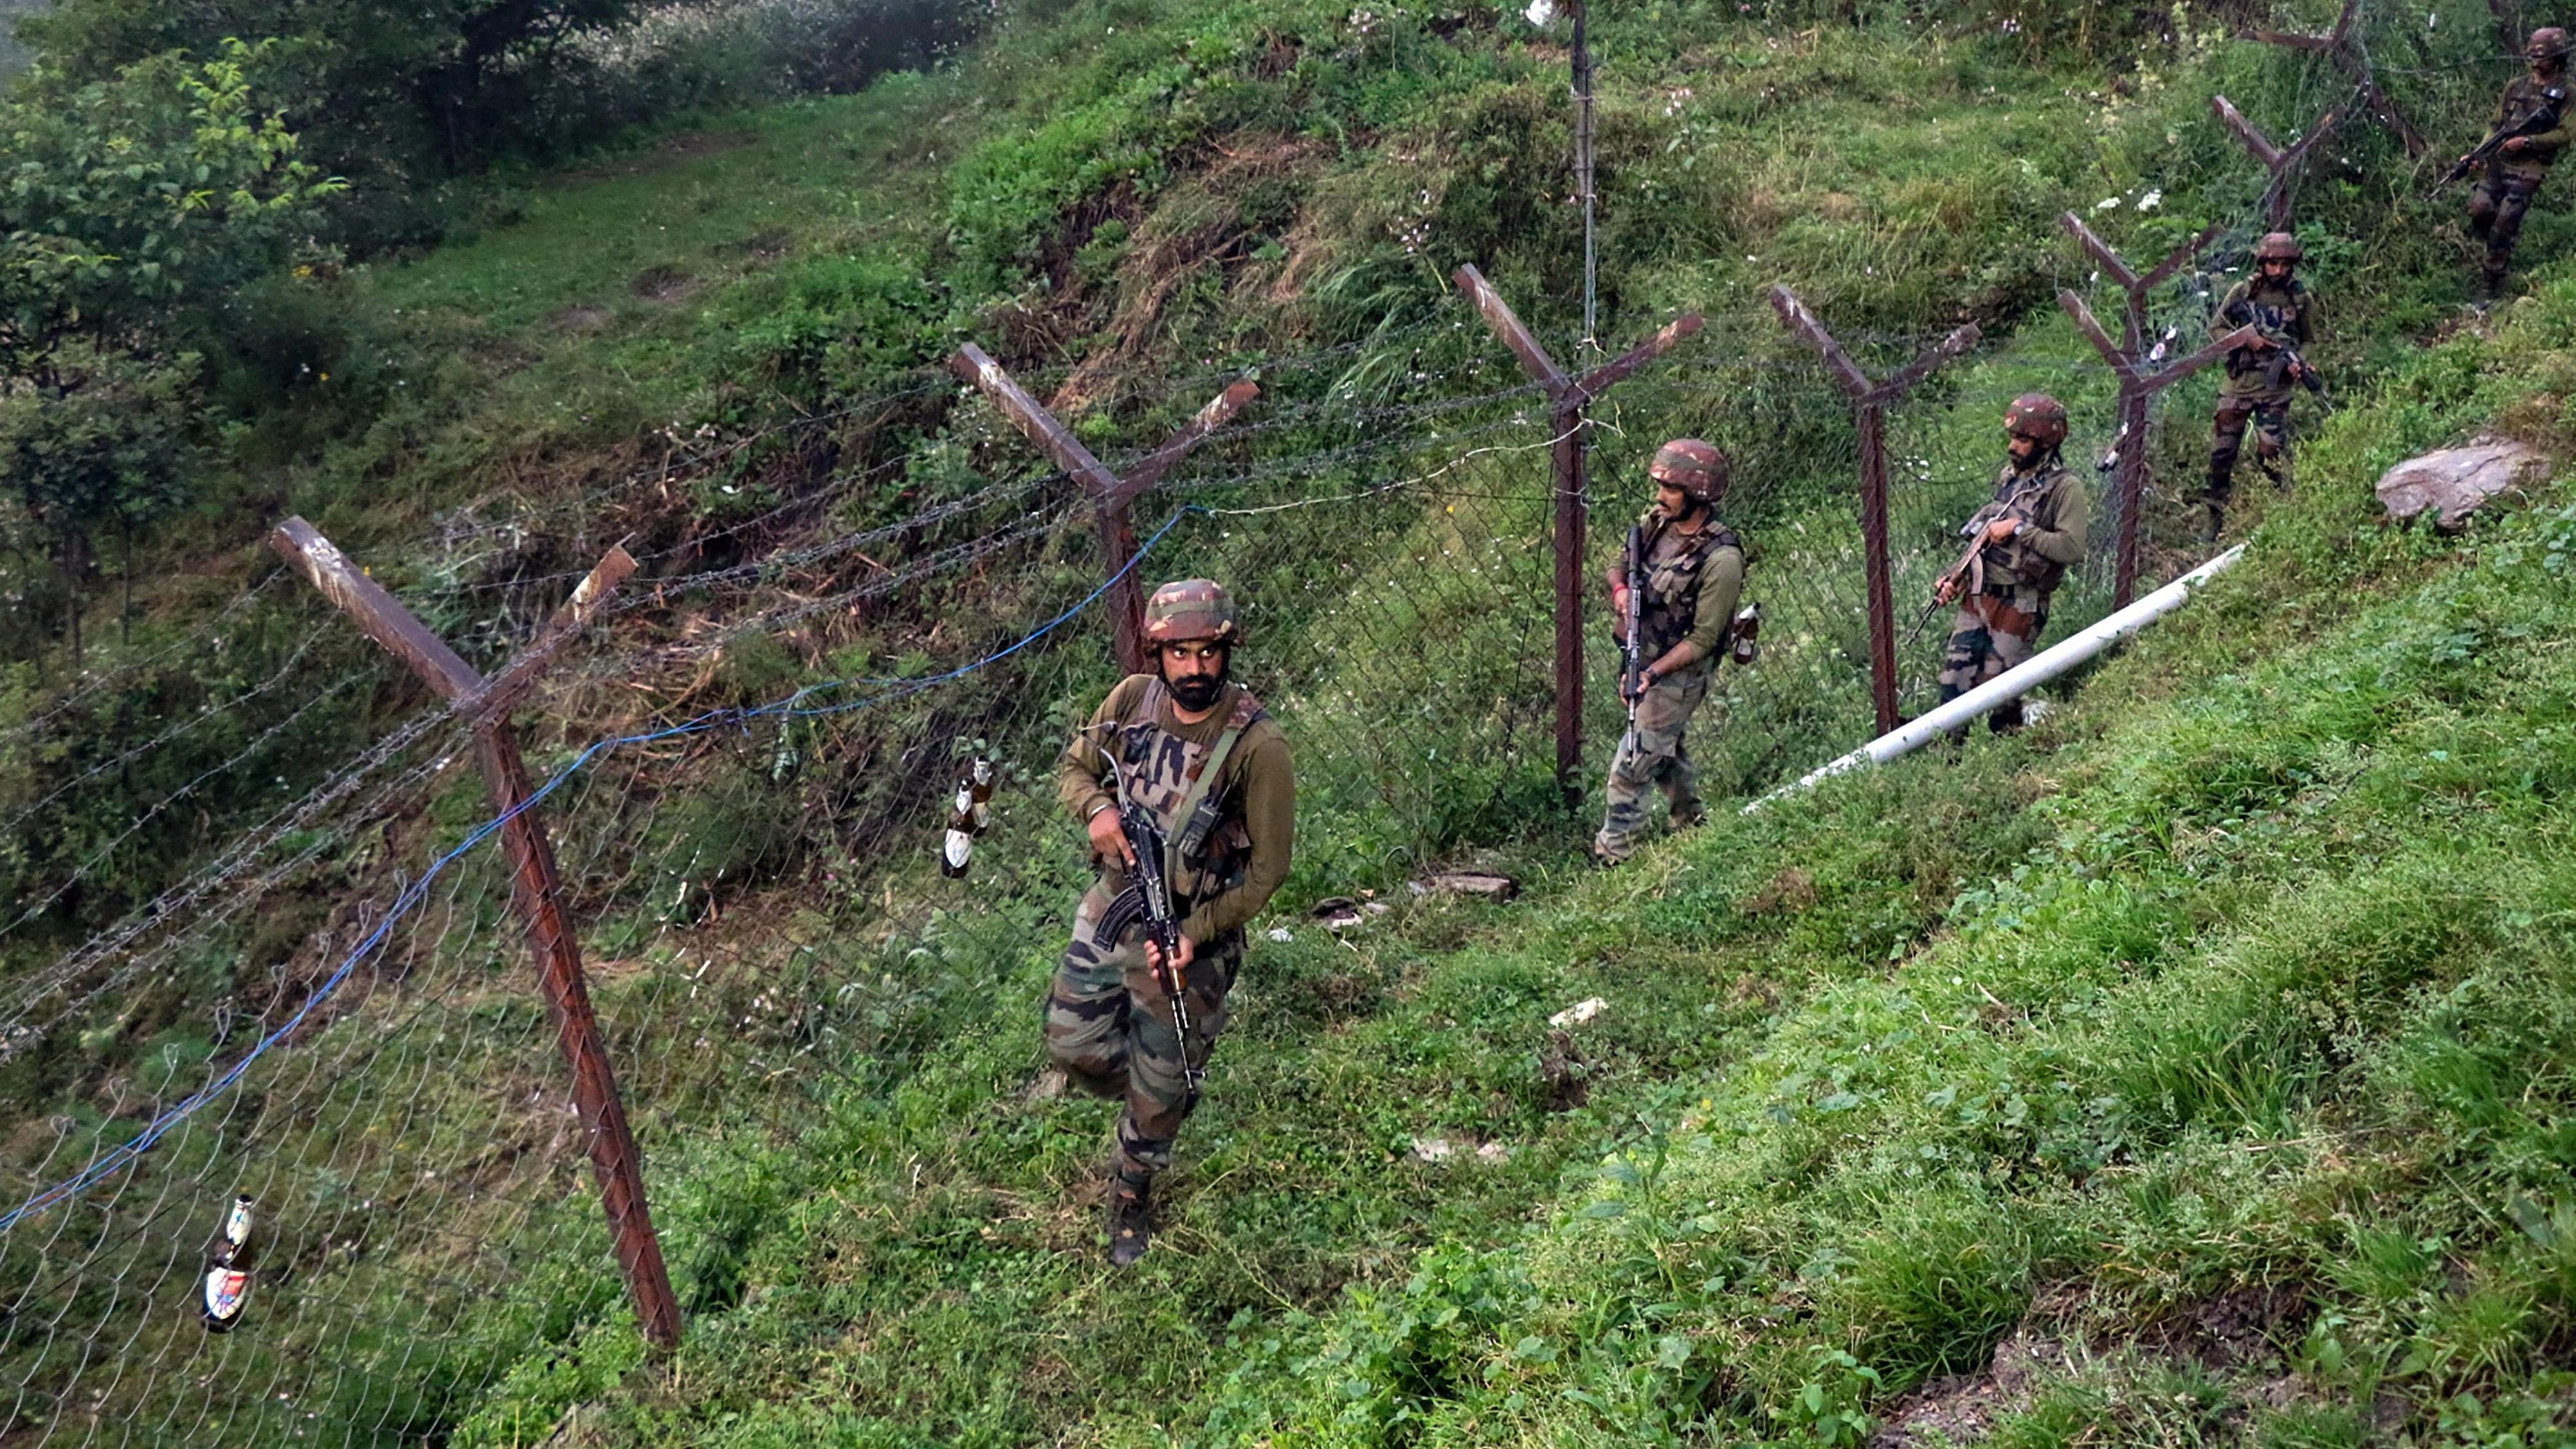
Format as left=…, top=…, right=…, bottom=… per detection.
left=2376, top=439, right=2549, bottom=529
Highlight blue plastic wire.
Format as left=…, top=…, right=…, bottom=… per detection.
left=0, top=507, right=1201, bottom=1234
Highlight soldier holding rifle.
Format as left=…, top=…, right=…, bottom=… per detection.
left=1931, top=395, right=2086, bottom=734
left=2204, top=231, right=2324, bottom=542
left=2458, top=27, right=2575, bottom=299
left=1595, top=439, right=1745, bottom=865
left=1049, top=580, right=1294, bottom=1266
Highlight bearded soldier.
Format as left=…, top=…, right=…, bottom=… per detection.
left=1595, top=439, right=1745, bottom=865
left=1933, top=395, right=2086, bottom=732
left=2204, top=232, right=2321, bottom=541
left=1049, top=579, right=1293, bottom=1266
left=2467, top=27, right=2574, bottom=298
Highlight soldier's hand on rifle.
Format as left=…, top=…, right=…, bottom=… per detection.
left=2507, top=135, right=2534, bottom=152
left=1086, top=803, right=1135, bottom=868
left=1934, top=574, right=1960, bottom=606
left=1145, top=932, right=1196, bottom=983
left=1983, top=516, right=2019, bottom=544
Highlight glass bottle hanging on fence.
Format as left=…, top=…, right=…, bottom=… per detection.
left=201, top=1194, right=253, bottom=1332
left=941, top=781, right=977, bottom=879
left=968, top=756, right=995, bottom=832
left=1729, top=603, right=1763, bottom=667
left=941, top=756, right=997, bottom=879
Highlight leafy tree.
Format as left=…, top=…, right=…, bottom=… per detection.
left=0, top=37, right=335, bottom=371
left=0, top=38, right=336, bottom=655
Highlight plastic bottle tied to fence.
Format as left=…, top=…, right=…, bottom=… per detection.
left=940, top=781, right=976, bottom=879
left=967, top=756, right=995, bottom=833
left=1729, top=603, right=1763, bottom=667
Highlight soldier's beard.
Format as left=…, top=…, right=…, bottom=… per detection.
left=1167, top=665, right=1228, bottom=711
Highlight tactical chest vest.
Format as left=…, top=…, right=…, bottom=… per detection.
left=2224, top=282, right=2307, bottom=376
left=1977, top=465, right=2072, bottom=593
left=1637, top=518, right=1743, bottom=657
left=1110, top=680, right=1269, bottom=903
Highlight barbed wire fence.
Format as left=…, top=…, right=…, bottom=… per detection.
left=0, top=3, right=2530, bottom=1435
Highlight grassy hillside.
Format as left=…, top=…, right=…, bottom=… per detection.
left=432, top=278, right=2576, bottom=1447
left=7, top=0, right=2576, bottom=1443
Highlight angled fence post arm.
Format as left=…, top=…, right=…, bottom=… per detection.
left=2056, top=291, right=2143, bottom=386
left=1117, top=379, right=1261, bottom=502
left=469, top=543, right=639, bottom=723
left=1862, top=323, right=1984, bottom=407
left=1453, top=264, right=1568, bottom=394
left=266, top=518, right=682, bottom=1351
left=951, top=343, right=1150, bottom=673
left=1573, top=313, right=1705, bottom=401
left=2137, top=215, right=2234, bottom=293
left=1768, top=286, right=1874, bottom=401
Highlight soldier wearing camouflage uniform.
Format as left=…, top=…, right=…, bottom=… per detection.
left=2204, top=231, right=2321, bottom=542
left=1595, top=439, right=1745, bottom=864
left=2467, top=27, right=2574, bottom=298
left=1935, top=395, right=2087, bottom=732
left=1050, top=579, right=1293, bottom=1266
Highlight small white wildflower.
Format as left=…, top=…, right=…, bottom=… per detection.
left=2095, top=196, right=2122, bottom=212
left=2137, top=188, right=2163, bottom=210
left=1525, top=0, right=1556, bottom=22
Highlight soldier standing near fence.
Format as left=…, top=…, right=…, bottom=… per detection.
left=2467, top=28, right=2575, bottom=299
left=1933, top=395, right=2086, bottom=733
left=2204, top=231, right=2322, bottom=542
left=1595, top=439, right=1745, bottom=865
left=1048, top=579, right=1294, bottom=1266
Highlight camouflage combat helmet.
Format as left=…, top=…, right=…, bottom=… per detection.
left=2253, top=231, right=2304, bottom=263
left=2002, top=393, right=2069, bottom=448
left=2529, top=25, right=2570, bottom=61
left=1647, top=438, right=1730, bottom=506
left=1143, top=578, right=1240, bottom=644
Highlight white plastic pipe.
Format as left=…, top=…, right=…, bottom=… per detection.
left=1746, top=544, right=2246, bottom=812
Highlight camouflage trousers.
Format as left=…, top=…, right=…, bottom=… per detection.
left=2208, top=391, right=2292, bottom=506
left=1044, top=879, right=1241, bottom=1185
left=1939, top=587, right=2049, bottom=731
left=1595, top=662, right=1712, bottom=862
left=2469, top=172, right=2541, bottom=285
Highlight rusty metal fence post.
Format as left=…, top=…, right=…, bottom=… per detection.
left=1768, top=287, right=1981, bottom=734
left=267, top=520, right=685, bottom=1351
left=1451, top=264, right=1702, bottom=803
left=2056, top=215, right=2258, bottom=605
left=950, top=343, right=1256, bottom=676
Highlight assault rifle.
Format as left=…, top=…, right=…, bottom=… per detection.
left=2436, top=85, right=2570, bottom=193
left=1093, top=760, right=1205, bottom=1098
left=1619, top=524, right=1648, bottom=728
left=2265, top=344, right=2334, bottom=410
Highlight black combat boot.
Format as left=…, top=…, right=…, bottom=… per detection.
left=2199, top=500, right=2224, bottom=545
left=1106, top=1172, right=1154, bottom=1266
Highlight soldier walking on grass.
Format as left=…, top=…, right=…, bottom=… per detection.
left=2467, top=27, right=2575, bottom=299
left=1932, top=395, right=2086, bottom=733
left=2204, top=231, right=2322, bottom=542
left=1595, top=439, right=1745, bottom=865
left=1048, top=579, right=1293, bottom=1266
